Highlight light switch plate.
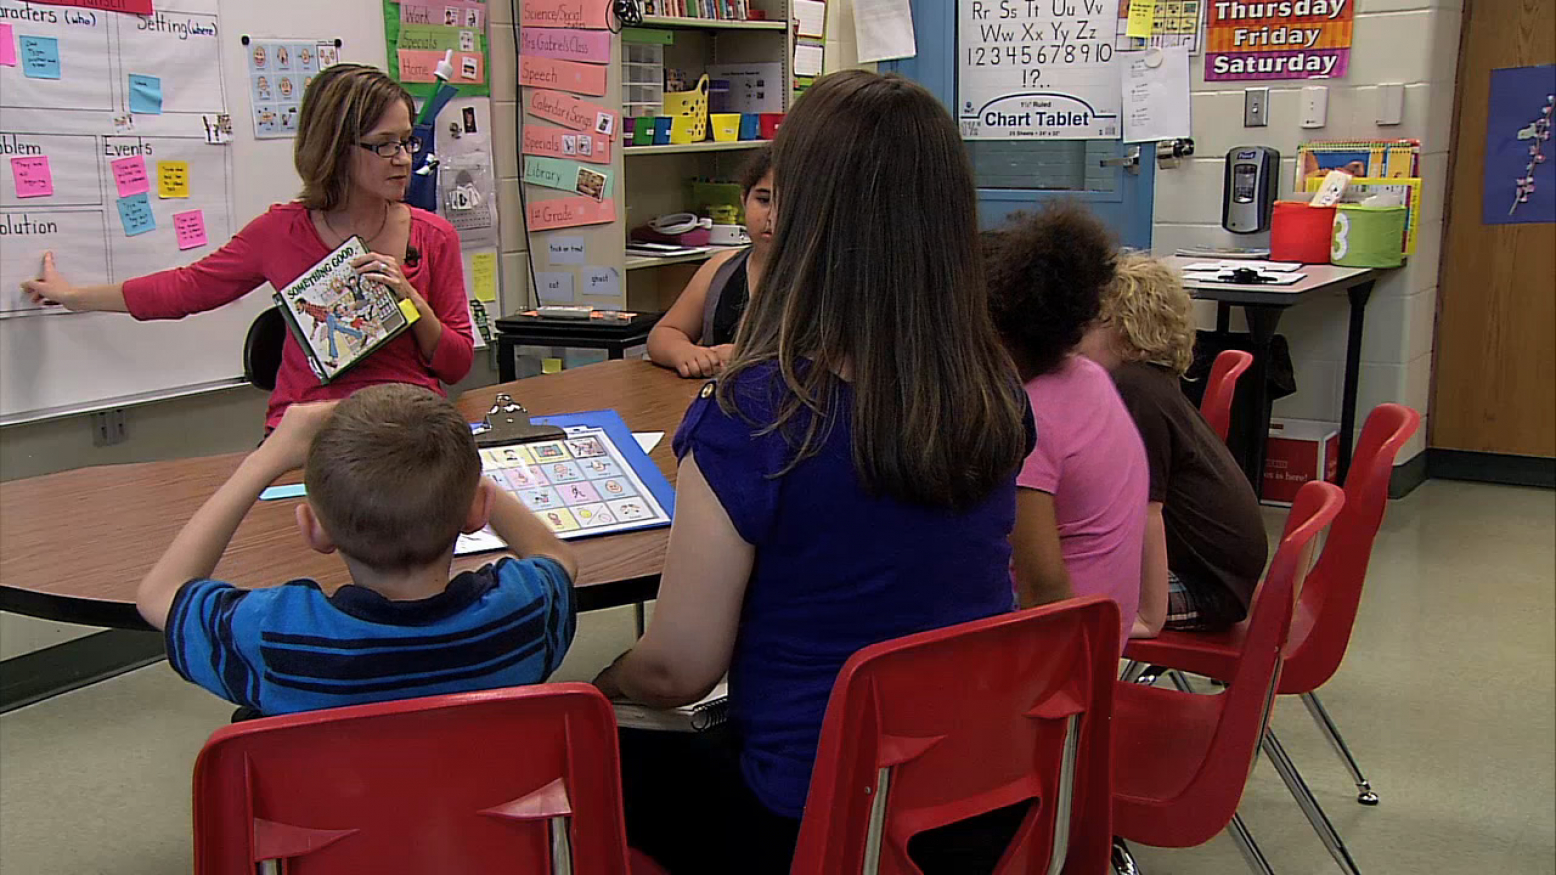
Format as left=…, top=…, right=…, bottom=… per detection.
left=1300, top=85, right=1329, bottom=128
left=1377, top=83, right=1405, bottom=125
left=1244, top=87, right=1270, bottom=127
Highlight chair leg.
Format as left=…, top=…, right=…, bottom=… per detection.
left=1301, top=691, right=1380, bottom=805
left=1121, top=660, right=1147, bottom=683
left=1168, top=669, right=1196, bottom=694
left=1262, top=729, right=1365, bottom=875
left=1226, top=813, right=1277, bottom=875
left=1111, top=837, right=1142, bottom=875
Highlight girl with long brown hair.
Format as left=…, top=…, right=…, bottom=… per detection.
left=594, top=70, right=1034, bottom=872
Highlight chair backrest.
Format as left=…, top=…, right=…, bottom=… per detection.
left=792, top=597, right=1121, bottom=875
left=1169, top=480, right=1344, bottom=841
left=243, top=306, right=287, bottom=392
left=1281, top=403, right=1421, bottom=694
left=1199, top=349, right=1255, bottom=443
left=192, top=684, right=632, bottom=875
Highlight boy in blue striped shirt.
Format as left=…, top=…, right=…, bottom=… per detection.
left=136, top=384, right=578, bottom=716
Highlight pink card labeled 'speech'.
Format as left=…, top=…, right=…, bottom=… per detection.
left=522, top=124, right=612, bottom=165
left=519, top=56, right=607, bottom=97
left=527, top=196, right=617, bottom=231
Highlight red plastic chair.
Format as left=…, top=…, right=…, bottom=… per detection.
left=792, top=597, right=1121, bottom=875
left=1200, top=349, right=1255, bottom=443
left=1112, top=480, right=1344, bottom=875
left=193, top=683, right=633, bottom=875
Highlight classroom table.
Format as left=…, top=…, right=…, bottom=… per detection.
left=1169, top=256, right=1380, bottom=488
left=0, top=360, right=702, bottom=632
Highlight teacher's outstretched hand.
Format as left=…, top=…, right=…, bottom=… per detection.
left=17, top=63, right=474, bottom=433
left=21, top=252, right=129, bottom=313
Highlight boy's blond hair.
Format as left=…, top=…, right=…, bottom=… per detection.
left=304, top=385, right=480, bottom=571
left=1101, top=253, right=1196, bottom=377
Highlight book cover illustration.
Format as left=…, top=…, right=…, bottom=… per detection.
left=275, top=237, right=417, bottom=382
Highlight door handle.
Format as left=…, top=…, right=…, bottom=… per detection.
left=1098, top=146, right=1141, bottom=175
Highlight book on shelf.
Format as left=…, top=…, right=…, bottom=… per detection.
left=612, top=683, right=730, bottom=733
left=273, top=236, right=420, bottom=383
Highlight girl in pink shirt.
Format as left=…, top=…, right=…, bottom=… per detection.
left=986, top=205, right=1149, bottom=651
left=20, top=65, right=473, bottom=430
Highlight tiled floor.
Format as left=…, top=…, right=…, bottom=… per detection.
left=1, top=479, right=1552, bottom=873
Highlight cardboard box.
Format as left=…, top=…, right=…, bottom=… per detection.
left=1262, top=419, right=1339, bottom=506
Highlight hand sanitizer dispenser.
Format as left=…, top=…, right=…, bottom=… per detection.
left=1223, top=146, right=1280, bottom=234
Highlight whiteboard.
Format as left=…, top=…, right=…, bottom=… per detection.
left=0, top=0, right=386, bottom=423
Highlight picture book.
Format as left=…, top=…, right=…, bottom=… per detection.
left=273, top=237, right=419, bottom=383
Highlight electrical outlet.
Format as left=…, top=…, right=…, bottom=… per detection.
left=91, top=409, right=128, bottom=447
left=1244, top=87, right=1270, bottom=127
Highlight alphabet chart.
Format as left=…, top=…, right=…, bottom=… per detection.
left=456, top=410, right=675, bottom=554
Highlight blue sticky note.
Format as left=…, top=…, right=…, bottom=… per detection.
left=260, top=483, right=308, bottom=500
left=116, top=192, right=155, bottom=237
left=128, top=74, right=162, bottom=115
left=20, top=36, right=60, bottom=80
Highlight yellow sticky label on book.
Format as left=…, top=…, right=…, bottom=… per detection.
left=398, top=298, right=421, bottom=324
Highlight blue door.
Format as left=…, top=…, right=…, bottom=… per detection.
left=882, top=0, right=1156, bottom=248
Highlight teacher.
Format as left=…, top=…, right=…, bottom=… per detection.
left=19, top=64, right=474, bottom=430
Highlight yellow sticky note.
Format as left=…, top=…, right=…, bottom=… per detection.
left=156, top=160, right=189, bottom=198
left=398, top=298, right=421, bottom=324
left=541, top=357, right=563, bottom=375
left=1126, top=0, right=1156, bottom=38
left=470, top=251, right=497, bottom=303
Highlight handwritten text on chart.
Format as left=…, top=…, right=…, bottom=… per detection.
left=957, top=0, right=1122, bottom=139
left=520, top=0, right=612, bottom=30
left=27, top=0, right=155, bottom=14
left=9, top=156, right=54, bottom=198
left=527, top=196, right=616, bottom=231
left=522, top=125, right=612, bottom=165
left=110, top=155, right=150, bottom=197
left=527, top=89, right=618, bottom=139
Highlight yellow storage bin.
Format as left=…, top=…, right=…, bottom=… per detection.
left=710, top=113, right=741, bottom=142
left=669, top=115, right=700, bottom=145
left=663, top=74, right=709, bottom=142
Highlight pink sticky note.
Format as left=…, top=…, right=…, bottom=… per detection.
left=173, top=209, right=208, bottom=250
left=111, top=155, right=150, bottom=197
left=10, top=155, right=53, bottom=198
left=0, top=24, right=17, bottom=67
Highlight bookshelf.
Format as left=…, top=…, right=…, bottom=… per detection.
left=620, top=1, right=793, bottom=312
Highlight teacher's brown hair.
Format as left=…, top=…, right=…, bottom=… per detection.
left=294, top=64, right=416, bottom=212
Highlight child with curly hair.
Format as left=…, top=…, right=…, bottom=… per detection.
left=1081, top=254, right=1267, bottom=635
left=985, top=204, right=1147, bottom=651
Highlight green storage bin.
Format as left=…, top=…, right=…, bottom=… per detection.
left=1330, top=204, right=1406, bottom=268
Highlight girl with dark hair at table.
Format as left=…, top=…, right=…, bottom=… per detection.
left=20, top=64, right=473, bottom=431
left=646, top=145, right=773, bottom=378
left=593, top=70, right=1035, bottom=873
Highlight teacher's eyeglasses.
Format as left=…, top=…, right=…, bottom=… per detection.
left=358, top=137, right=423, bottom=158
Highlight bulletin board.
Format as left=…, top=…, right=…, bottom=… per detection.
left=0, top=0, right=388, bottom=424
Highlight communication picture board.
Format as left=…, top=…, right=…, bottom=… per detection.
left=456, top=409, right=676, bottom=554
